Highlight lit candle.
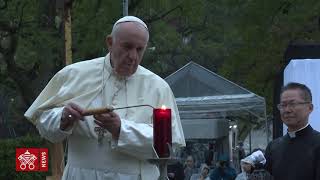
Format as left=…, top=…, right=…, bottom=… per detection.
left=153, top=105, right=172, bottom=158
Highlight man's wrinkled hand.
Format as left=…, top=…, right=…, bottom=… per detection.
left=60, top=103, right=84, bottom=131
left=94, top=111, right=121, bottom=139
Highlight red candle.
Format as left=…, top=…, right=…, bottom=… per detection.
left=153, top=106, right=172, bottom=158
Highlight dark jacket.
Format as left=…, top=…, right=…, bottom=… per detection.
left=265, top=125, right=320, bottom=180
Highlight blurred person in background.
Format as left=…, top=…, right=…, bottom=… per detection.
left=184, top=155, right=199, bottom=180
left=236, top=150, right=272, bottom=180
left=210, top=154, right=236, bottom=180
left=190, top=163, right=211, bottom=180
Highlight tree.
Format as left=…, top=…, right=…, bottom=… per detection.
left=0, top=0, right=63, bottom=136
left=1, top=0, right=320, bottom=142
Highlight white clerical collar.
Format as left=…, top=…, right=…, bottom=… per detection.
left=287, top=123, right=309, bottom=138
left=104, top=54, right=113, bottom=72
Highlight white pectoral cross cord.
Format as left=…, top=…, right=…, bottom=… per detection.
left=93, top=60, right=128, bottom=146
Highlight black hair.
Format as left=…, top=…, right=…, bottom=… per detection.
left=281, top=82, right=312, bottom=102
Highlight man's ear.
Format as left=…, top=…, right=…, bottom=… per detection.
left=308, top=103, right=314, bottom=113
left=106, top=35, right=113, bottom=52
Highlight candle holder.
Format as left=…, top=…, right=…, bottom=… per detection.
left=148, top=143, right=175, bottom=180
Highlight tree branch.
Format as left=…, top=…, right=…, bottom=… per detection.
left=181, top=15, right=208, bottom=36
left=145, top=5, right=183, bottom=24
left=1, top=23, right=39, bottom=106
left=269, top=1, right=292, bottom=29
left=17, top=1, right=28, bottom=30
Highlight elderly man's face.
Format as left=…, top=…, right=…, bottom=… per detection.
left=107, top=22, right=149, bottom=77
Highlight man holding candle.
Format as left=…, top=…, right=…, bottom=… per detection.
left=25, top=16, right=185, bottom=180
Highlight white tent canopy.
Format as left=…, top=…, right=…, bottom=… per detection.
left=165, top=61, right=267, bottom=139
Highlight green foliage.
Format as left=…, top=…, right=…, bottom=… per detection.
left=72, top=1, right=122, bottom=60
left=219, top=0, right=320, bottom=113
left=0, top=135, right=50, bottom=180
left=0, top=0, right=63, bottom=135
left=1, top=0, right=320, bottom=139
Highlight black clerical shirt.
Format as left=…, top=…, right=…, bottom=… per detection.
left=265, top=125, right=320, bottom=180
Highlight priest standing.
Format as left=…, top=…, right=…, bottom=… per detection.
left=265, top=82, right=320, bottom=180
left=25, top=16, right=186, bottom=180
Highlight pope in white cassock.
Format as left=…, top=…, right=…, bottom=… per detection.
left=24, top=16, right=186, bottom=180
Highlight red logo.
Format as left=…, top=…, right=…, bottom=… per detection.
left=16, top=148, right=48, bottom=172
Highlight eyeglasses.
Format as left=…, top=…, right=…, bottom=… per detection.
left=277, top=102, right=310, bottom=111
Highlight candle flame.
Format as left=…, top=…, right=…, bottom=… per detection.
left=161, top=105, right=167, bottom=110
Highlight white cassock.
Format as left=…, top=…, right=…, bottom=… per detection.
left=25, top=53, right=186, bottom=180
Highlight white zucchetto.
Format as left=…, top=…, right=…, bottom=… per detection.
left=113, top=16, right=148, bottom=31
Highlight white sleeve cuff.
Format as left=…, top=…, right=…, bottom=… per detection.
left=37, top=107, right=73, bottom=143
